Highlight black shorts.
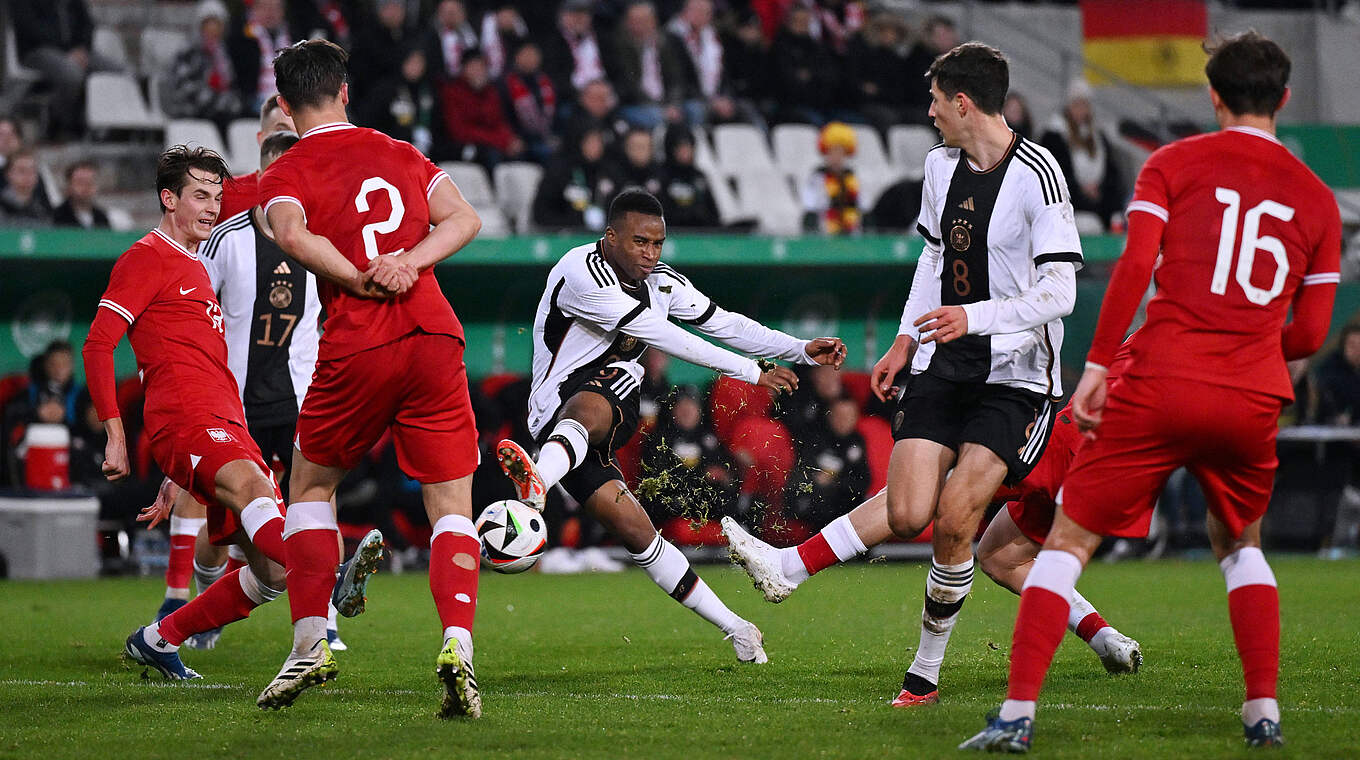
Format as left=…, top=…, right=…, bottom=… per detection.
left=247, top=415, right=297, bottom=498
left=891, top=371, right=1055, bottom=484
left=535, top=364, right=641, bottom=504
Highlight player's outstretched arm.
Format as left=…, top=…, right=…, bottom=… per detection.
left=81, top=307, right=132, bottom=480
left=686, top=302, right=845, bottom=369
left=267, top=201, right=382, bottom=298
left=399, top=177, right=481, bottom=272
left=1085, top=209, right=1164, bottom=369
left=619, top=307, right=763, bottom=384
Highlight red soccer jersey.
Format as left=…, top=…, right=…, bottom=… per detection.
left=258, top=122, right=464, bottom=361
left=1092, top=126, right=1341, bottom=401
left=86, top=229, right=244, bottom=434
left=218, top=171, right=258, bottom=221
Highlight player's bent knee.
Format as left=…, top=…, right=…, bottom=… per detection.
left=886, top=500, right=929, bottom=539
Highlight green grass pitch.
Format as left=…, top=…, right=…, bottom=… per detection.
left=1, top=557, right=1357, bottom=759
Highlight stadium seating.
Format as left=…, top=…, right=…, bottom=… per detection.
left=732, top=170, right=802, bottom=235
left=227, top=119, right=260, bottom=173
left=771, top=123, right=820, bottom=185
left=708, top=374, right=775, bottom=444
left=851, top=125, right=890, bottom=171
left=164, top=118, right=226, bottom=155
left=138, top=27, right=188, bottom=77
left=728, top=415, right=794, bottom=511
left=92, top=27, right=130, bottom=71
left=711, top=123, right=776, bottom=174
left=856, top=415, right=893, bottom=495
left=438, top=161, right=511, bottom=238
left=492, top=161, right=543, bottom=234
left=86, top=72, right=163, bottom=132
left=888, top=124, right=939, bottom=179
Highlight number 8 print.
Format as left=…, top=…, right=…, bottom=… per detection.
left=355, top=176, right=406, bottom=260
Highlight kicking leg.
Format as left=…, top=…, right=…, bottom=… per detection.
left=424, top=475, right=483, bottom=719
left=497, top=392, right=609, bottom=509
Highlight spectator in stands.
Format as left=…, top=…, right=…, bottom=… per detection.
left=846, top=11, right=911, bottom=136
left=532, top=126, right=614, bottom=231
left=0, top=118, right=48, bottom=200
left=499, top=41, right=559, bottom=165
left=541, top=0, right=607, bottom=100
left=423, top=0, right=478, bottom=87
left=11, top=0, right=121, bottom=138
left=812, top=0, right=868, bottom=55
left=605, top=0, right=691, bottom=128
left=1314, top=324, right=1360, bottom=425
left=478, top=3, right=530, bottom=79
left=355, top=45, right=437, bottom=156
left=802, top=122, right=860, bottom=235
left=3, top=341, right=78, bottom=480
left=785, top=396, right=869, bottom=529
left=349, top=0, right=419, bottom=104
left=781, top=363, right=847, bottom=440
left=227, top=0, right=293, bottom=114
left=666, top=0, right=746, bottom=127
left=440, top=51, right=525, bottom=171
left=0, top=150, right=54, bottom=226
left=769, top=5, right=838, bottom=125
left=606, top=127, right=664, bottom=200
left=52, top=160, right=109, bottom=229
left=638, top=349, right=672, bottom=432
left=290, top=0, right=356, bottom=51
left=642, top=386, right=739, bottom=522
left=903, top=15, right=958, bottom=116
left=866, top=175, right=923, bottom=232
left=659, top=125, right=720, bottom=229
left=164, top=0, right=245, bottom=130
left=719, top=10, right=771, bottom=113
left=1040, top=79, right=1126, bottom=231
left=562, top=79, right=629, bottom=158
left=1003, top=91, right=1035, bottom=140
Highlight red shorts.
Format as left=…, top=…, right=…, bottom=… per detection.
left=1060, top=375, right=1280, bottom=540
left=1002, top=408, right=1081, bottom=544
left=297, top=331, right=478, bottom=483
left=148, top=416, right=273, bottom=544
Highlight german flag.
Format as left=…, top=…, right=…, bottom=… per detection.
left=1081, top=0, right=1207, bottom=86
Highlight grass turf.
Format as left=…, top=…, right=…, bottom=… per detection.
left=0, top=557, right=1357, bottom=759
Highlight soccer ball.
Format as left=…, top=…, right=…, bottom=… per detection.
left=475, top=499, right=548, bottom=574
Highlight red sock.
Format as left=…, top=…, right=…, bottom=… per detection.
left=165, top=534, right=195, bottom=592
left=1006, top=587, right=1071, bottom=702
left=284, top=529, right=340, bottom=623
left=430, top=532, right=481, bottom=633
left=1075, top=611, right=1110, bottom=643
left=796, top=533, right=838, bottom=576
left=226, top=556, right=247, bottom=572
left=158, top=569, right=260, bottom=645
left=249, top=518, right=286, bottom=566
left=1228, top=584, right=1280, bottom=700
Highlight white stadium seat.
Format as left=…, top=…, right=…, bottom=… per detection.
left=888, top=124, right=940, bottom=179
left=139, top=27, right=189, bottom=78
left=771, top=123, right=820, bottom=184
left=164, top=118, right=226, bottom=156
left=86, top=72, right=163, bottom=131
left=851, top=124, right=890, bottom=175
left=439, top=161, right=510, bottom=238
left=228, top=119, right=262, bottom=173
left=493, top=162, right=543, bottom=234
left=733, top=170, right=801, bottom=236
left=711, top=123, right=775, bottom=175
left=691, top=127, right=717, bottom=174
left=106, top=206, right=135, bottom=231
left=92, top=27, right=129, bottom=70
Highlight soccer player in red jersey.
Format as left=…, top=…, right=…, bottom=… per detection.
left=83, top=146, right=294, bottom=682
left=962, top=32, right=1341, bottom=751
left=258, top=39, right=486, bottom=716
left=218, top=95, right=295, bottom=220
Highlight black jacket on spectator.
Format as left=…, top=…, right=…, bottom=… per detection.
left=0, top=187, right=54, bottom=226
left=11, top=0, right=94, bottom=58
left=1313, top=351, right=1360, bottom=425
left=604, top=157, right=663, bottom=202
left=532, top=154, right=615, bottom=231
left=769, top=27, right=837, bottom=119
left=642, top=420, right=738, bottom=520
left=604, top=31, right=688, bottom=108
left=52, top=199, right=109, bottom=229
left=1039, top=126, right=1125, bottom=229
left=786, top=427, right=870, bottom=527
left=846, top=34, right=911, bottom=113
left=719, top=27, right=769, bottom=107
left=349, top=24, right=418, bottom=105
left=290, top=0, right=358, bottom=50
left=660, top=162, right=718, bottom=229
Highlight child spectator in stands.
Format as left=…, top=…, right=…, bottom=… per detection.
left=440, top=50, right=525, bottom=171
left=785, top=396, right=869, bottom=529
left=643, top=386, right=739, bottom=523
left=1040, top=79, right=1125, bottom=231
left=562, top=79, right=629, bottom=158
left=53, top=160, right=109, bottom=229
left=660, top=125, right=720, bottom=229
left=1003, top=91, right=1035, bottom=140
left=11, top=0, right=122, bottom=138
left=0, top=150, right=54, bottom=226
left=164, top=0, right=244, bottom=130
left=770, top=6, right=838, bottom=125
left=847, top=11, right=912, bottom=136
left=227, top=0, right=293, bottom=114
left=541, top=0, right=606, bottom=99
left=349, top=0, right=419, bottom=105
left=499, top=41, right=559, bottom=165
left=606, top=0, right=691, bottom=128
left=423, top=0, right=478, bottom=86
left=532, top=127, right=614, bottom=231
left=479, top=3, right=530, bottom=78
left=606, top=127, right=664, bottom=200
left=802, top=122, right=860, bottom=235
left=355, top=46, right=437, bottom=156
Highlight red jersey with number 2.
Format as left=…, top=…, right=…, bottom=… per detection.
left=1118, top=126, right=1341, bottom=401
left=258, top=123, right=463, bottom=361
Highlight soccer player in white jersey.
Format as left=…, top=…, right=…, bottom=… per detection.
left=495, top=190, right=847, bottom=662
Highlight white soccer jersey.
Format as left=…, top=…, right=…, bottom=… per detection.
left=199, top=209, right=321, bottom=425
left=528, top=241, right=815, bottom=436
left=900, top=135, right=1082, bottom=397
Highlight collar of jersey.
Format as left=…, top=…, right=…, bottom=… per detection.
left=1225, top=125, right=1282, bottom=145
left=151, top=227, right=200, bottom=260
left=301, top=122, right=357, bottom=138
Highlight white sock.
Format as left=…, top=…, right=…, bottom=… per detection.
left=1243, top=697, right=1280, bottom=726
left=240, top=496, right=284, bottom=542
left=999, top=699, right=1036, bottom=721
left=327, top=602, right=338, bottom=629
left=143, top=622, right=176, bottom=652
left=632, top=534, right=741, bottom=635
left=193, top=559, right=227, bottom=594
left=227, top=543, right=247, bottom=563
left=292, top=616, right=327, bottom=655
left=779, top=547, right=810, bottom=584
left=824, top=513, right=869, bottom=560
left=443, top=625, right=473, bottom=659
left=539, top=419, right=590, bottom=489
left=906, top=557, right=974, bottom=687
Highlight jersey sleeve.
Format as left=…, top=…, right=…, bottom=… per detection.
left=915, top=151, right=943, bottom=247
left=1281, top=195, right=1343, bottom=360
left=1023, top=152, right=1083, bottom=268
left=556, top=257, right=654, bottom=332
left=664, top=268, right=812, bottom=364
left=98, top=250, right=161, bottom=326
left=408, top=142, right=451, bottom=201
left=1124, top=146, right=1172, bottom=225
left=258, top=157, right=306, bottom=223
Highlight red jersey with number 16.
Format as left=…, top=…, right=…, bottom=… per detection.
left=1110, top=126, right=1341, bottom=401
left=259, top=123, right=463, bottom=361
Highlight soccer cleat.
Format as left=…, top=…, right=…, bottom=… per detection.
left=1244, top=718, right=1285, bottom=747
left=495, top=439, right=547, bottom=511
left=184, top=627, right=222, bottom=650
left=436, top=640, right=482, bottom=719
left=1096, top=631, right=1142, bottom=675
left=327, top=628, right=347, bottom=652
left=959, top=711, right=1034, bottom=753
left=154, top=596, right=187, bottom=622
left=123, top=627, right=201, bottom=680
left=726, top=621, right=769, bottom=664
left=720, top=516, right=796, bottom=603
left=332, top=528, right=384, bottom=618
left=256, top=640, right=338, bottom=709
left=891, top=672, right=939, bottom=707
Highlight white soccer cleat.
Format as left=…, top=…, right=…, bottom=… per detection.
left=726, top=621, right=769, bottom=664
left=257, top=640, right=338, bottom=709
left=721, top=516, right=797, bottom=603
left=436, top=639, right=482, bottom=719
left=1094, top=629, right=1142, bottom=674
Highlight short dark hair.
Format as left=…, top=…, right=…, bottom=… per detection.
left=927, top=42, right=1008, bottom=115
left=260, top=94, right=284, bottom=125
left=273, top=39, right=348, bottom=112
left=260, top=130, right=299, bottom=164
left=1204, top=30, right=1290, bottom=117
left=156, top=144, right=229, bottom=213
left=65, top=159, right=97, bottom=182
left=607, top=189, right=664, bottom=227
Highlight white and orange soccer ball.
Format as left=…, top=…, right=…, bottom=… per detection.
left=475, top=499, right=548, bottom=574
